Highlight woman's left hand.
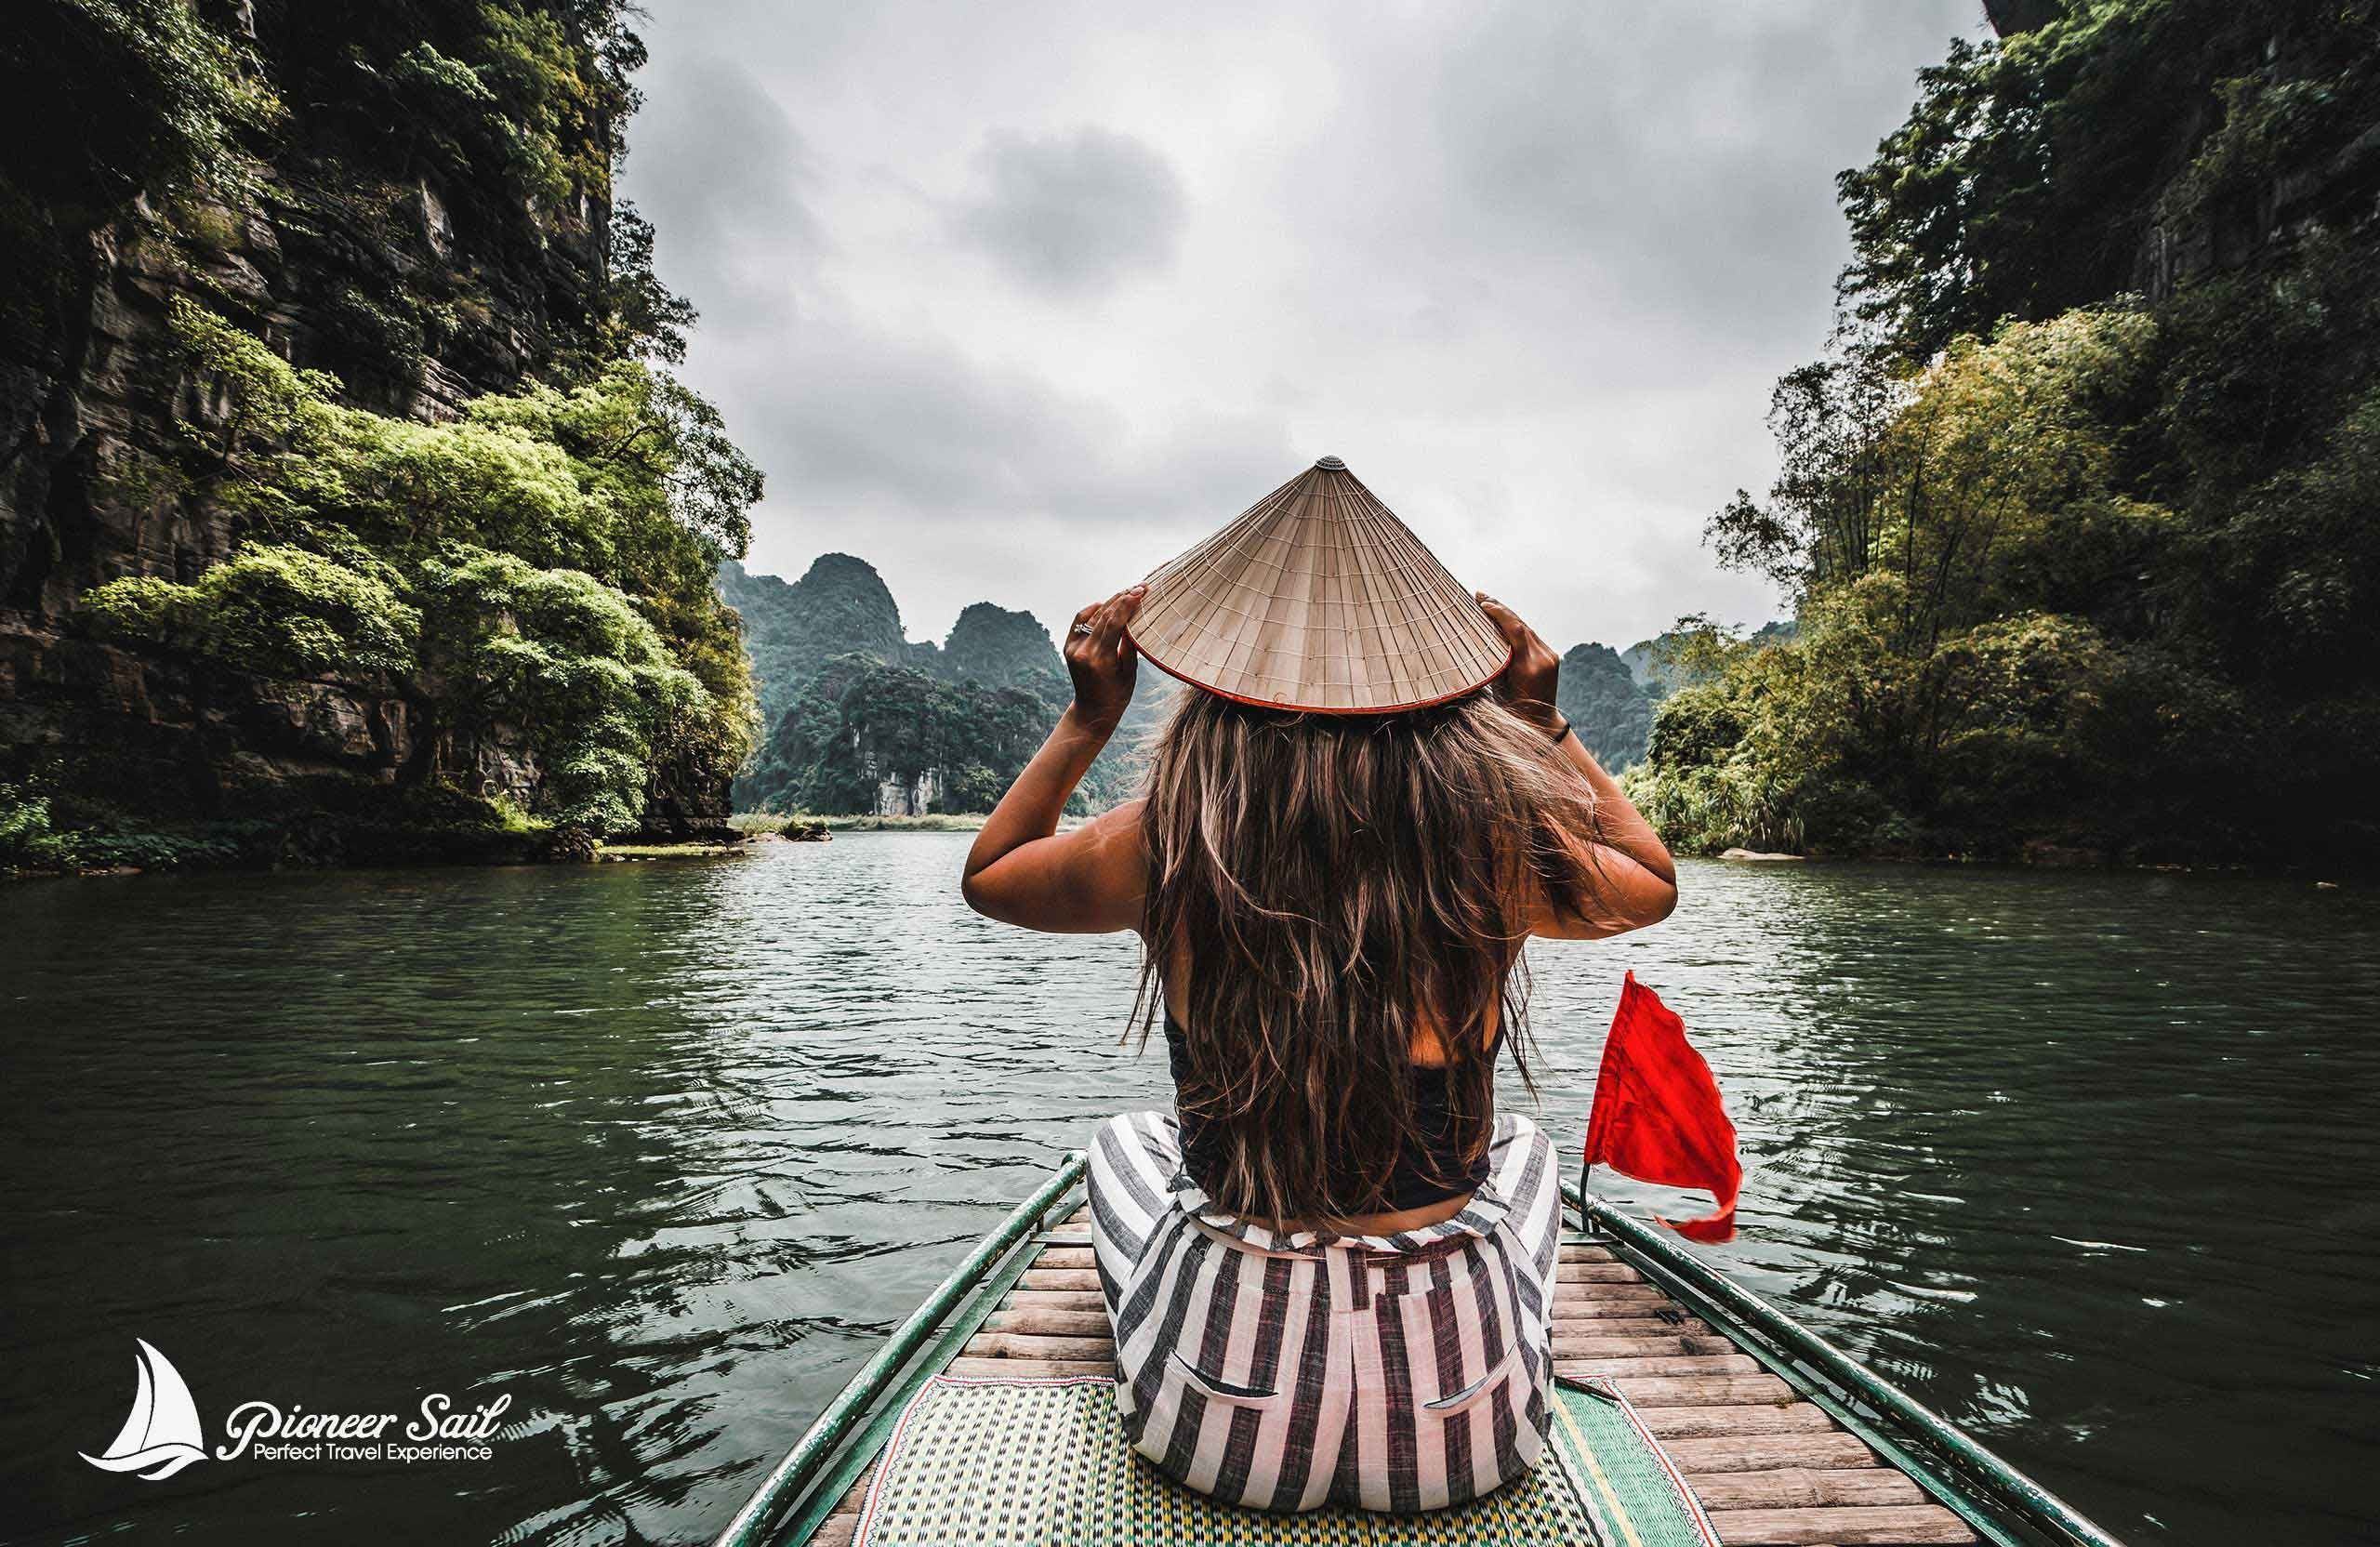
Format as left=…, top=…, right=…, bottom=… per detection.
left=1064, top=586, right=1144, bottom=731
left=1476, top=592, right=1561, bottom=723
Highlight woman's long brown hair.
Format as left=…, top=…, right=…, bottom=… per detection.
left=1133, top=688, right=1615, bottom=1227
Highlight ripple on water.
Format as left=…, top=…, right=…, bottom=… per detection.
left=2, top=840, right=2376, bottom=1544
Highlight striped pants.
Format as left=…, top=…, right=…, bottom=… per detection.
left=1087, top=1109, right=1562, bottom=1513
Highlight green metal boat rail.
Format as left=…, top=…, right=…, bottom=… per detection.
left=1567, top=1181, right=2126, bottom=1547
left=712, top=1150, right=1090, bottom=1547
left=708, top=1151, right=2126, bottom=1547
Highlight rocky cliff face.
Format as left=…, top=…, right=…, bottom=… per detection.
left=0, top=197, right=536, bottom=833
left=937, top=602, right=1068, bottom=694
left=1555, top=642, right=1653, bottom=772
left=2, top=2, right=745, bottom=857
left=718, top=555, right=919, bottom=723
left=1982, top=0, right=2064, bottom=36
left=724, top=553, right=1161, bottom=816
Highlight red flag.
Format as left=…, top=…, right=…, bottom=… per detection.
left=1583, top=972, right=1741, bottom=1243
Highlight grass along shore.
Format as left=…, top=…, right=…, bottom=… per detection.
left=734, top=813, right=996, bottom=834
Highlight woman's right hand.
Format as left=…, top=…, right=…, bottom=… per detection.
left=1475, top=592, right=1561, bottom=724
left=965, top=586, right=1151, bottom=935
left=1064, top=586, right=1144, bottom=731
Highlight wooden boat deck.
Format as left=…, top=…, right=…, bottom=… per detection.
left=808, top=1209, right=1978, bottom=1546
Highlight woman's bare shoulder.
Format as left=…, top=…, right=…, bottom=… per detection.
left=1078, top=797, right=1145, bottom=852
left=1077, top=798, right=1150, bottom=926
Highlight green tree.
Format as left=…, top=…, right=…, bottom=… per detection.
left=80, top=300, right=760, bottom=838
left=1637, top=0, right=2380, bottom=864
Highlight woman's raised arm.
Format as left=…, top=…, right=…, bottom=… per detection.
left=1475, top=593, right=1679, bottom=939
left=959, top=587, right=1148, bottom=934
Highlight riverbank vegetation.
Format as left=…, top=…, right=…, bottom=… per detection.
left=65, top=295, right=760, bottom=853
left=3, top=1, right=760, bottom=870
left=721, top=556, right=1155, bottom=819
left=1630, top=0, right=2380, bottom=866
left=734, top=812, right=986, bottom=835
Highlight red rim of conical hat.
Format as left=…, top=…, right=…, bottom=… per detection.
left=1124, top=456, right=1513, bottom=714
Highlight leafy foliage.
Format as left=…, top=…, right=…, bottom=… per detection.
left=85, top=545, right=418, bottom=677
left=77, top=298, right=759, bottom=836
left=1833, top=0, right=2380, bottom=363
left=0, top=0, right=278, bottom=216
left=5, top=0, right=693, bottom=419
left=1639, top=0, right=2380, bottom=863
left=0, top=0, right=271, bottom=446
left=0, top=777, right=74, bottom=870
left=422, top=549, right=707, bottom=832
left=602, top=201, right=697, bottom=365
left=4, top=1, right=754, bottom=860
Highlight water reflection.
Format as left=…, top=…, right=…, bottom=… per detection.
left=2, top=842, right=2375, bottom=1544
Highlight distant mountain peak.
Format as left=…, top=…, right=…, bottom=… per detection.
left=716, top=553, right=909, bottom=721
left=948, top=600, right=1047, bottom=633
left=721, top=557, right=1155, bottom=817
left=1556, top=640, right=1654, bottom=773
left=800, top=551, right=889, bottom=585
left=943, top=602, right=1062, bottom=686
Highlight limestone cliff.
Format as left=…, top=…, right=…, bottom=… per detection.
left=1, top=1, right=754, bottom=862
left=724, top=554, right=1162, bottom=816
left=1554, top=642, right=1653, bottom=772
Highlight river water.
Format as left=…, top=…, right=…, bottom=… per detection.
left=2, top=837, right=2373, bottom=1545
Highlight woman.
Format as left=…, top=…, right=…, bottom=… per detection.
left=960, top=460, right=1676, bottom=1514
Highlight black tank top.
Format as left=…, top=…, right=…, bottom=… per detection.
left=1163, top=1012, right=1492, bottom=1214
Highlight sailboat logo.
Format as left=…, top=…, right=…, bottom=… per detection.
left=80, top=1339, right=208, bottom=1480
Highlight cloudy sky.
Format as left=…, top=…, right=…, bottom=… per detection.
left=620, top=1, right=1984, bottom=653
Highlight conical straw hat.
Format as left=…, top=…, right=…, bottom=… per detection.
left=1127, top=456, right=1512, bottom=713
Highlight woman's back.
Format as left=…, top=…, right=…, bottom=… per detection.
left=1162, top=1003, right=1489, bottom=1224
left=958, top=472, right=1676, bottom=1511
left=1136, top=689, right=1590, bottom=1228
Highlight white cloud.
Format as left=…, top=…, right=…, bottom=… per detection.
left=951, top=126, right=1188, bottom=298
left=619, top=0, right=1985, bottom=650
